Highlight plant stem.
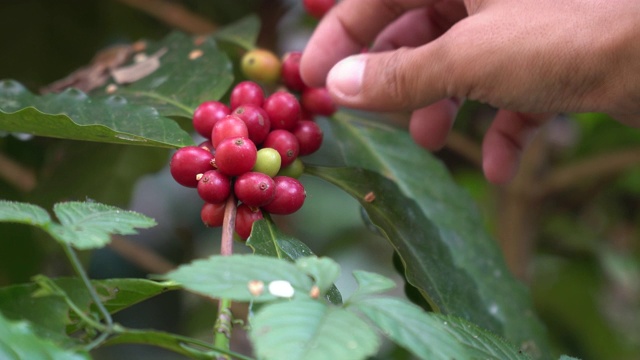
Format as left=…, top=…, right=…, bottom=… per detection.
left=214, top=194, right=237, bottom=359
left=62, top=243, right=114, bottom=350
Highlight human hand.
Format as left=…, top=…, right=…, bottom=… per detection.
left=300, top=0, right=640, bottom=183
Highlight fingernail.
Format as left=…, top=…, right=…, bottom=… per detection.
left=327, top=55, right=365, bottom=98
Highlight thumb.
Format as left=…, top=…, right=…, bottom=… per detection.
left=325, top=43, right=455, bottom=111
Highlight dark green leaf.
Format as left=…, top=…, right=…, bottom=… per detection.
left=250, top=299, right=379, bottom=360
left=162, top=255, right=314, bottom=302
left=0, top=312, right=89, bottom=360
left=49, top=201, right=156, bottom=249
left=0, top=200, right=50, bottom=226
left=316, top=112, right=551, bottom=356
left=212, top=15, right=261, bottom=50
left=350, top=296, right=529, bottom=360
left=0, top=80, right=192, bottom=148
left=247, top=218, right=343, bottom=304
left=96, top=32, right=234, bottom=118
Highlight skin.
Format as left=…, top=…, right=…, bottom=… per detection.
left=300, top=0, right=640, bottom=183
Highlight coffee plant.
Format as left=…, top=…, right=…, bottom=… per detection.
left=0, top=5, right=605, bottom=360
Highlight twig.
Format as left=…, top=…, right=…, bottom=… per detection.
left=108, top=235, right=176, bottom=274
left=444, top=130, right=482, bottom=167
left=117, top=0, right=217, bottom=34
left=540, top=147, right=640, bottom=196
left=0, top=152, right=37, bottom=192
left=214, top=194, right=237, bottom=359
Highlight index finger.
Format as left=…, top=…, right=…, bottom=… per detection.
left=300, top=0, right=433, bottom=87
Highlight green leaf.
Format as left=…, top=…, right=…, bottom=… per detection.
left=349, top=270, right=396, bottom=299
left=0, top=312, right=89, bottom=360
left=350, top=297, right=529, bottom=360
left=558, top=356, right=580, bottom=360
left=212, top=15, right=261, bottom=50
left=162, top=255, right=314, bottom=302
left=95, top=31, right=234, bottom=118
left=0, top=200, right=51, bottom=226
left=250, top=299, right=379, bottom=360
left=0, top=277, right=177, bottom=344
left=295, top=256, right=340, bottom=296
left=0, top=80, right=192, bottom=148
left=49, top=201, right=155, bottom=249
left=247, top=218, right=343, bottom=304
left=316, top=112, right=551, bottom=356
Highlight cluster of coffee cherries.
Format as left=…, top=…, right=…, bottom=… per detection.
left=169, top=52, right=335, bottom=240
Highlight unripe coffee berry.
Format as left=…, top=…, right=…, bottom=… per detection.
left=197, top=170, right=231, bottom=204
left=281, top=52, right=306, bottom=92
left=293, top=120, right=323, bottom=156
left=241, top=49, right=281, bottom=84
left=262, top=130, right=300, bottom=168
left=262, top=176, right=306, bottom=215
left=201, top=202, right=226, bottom=227
left=211, top=115, right=249, bottom=149
left=230, top=81, right=265, bottom=109
left=170, top=146, right=215, bottom=188
left=253, top=148, right=282, bottom=177
left=277, top=158, right=304, bottom=179
left=214, top=137, right=257, bottom=176
left=234, top=172, right=276, bottom=207
left=263, top=91, right=301, bottom=131
left=233, top=105, right=271, bottom=145
left=301, top=87, right=336, bottom=116
left=192, top=101, right=230, bottom=138
left=235, top=204, right=264, bottom=240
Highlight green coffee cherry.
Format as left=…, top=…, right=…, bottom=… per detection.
left=241, top=49, right=281, bottom=84
left=277, top=158, right=304, bottom=179
left=252, top=148, right=282, bottom=177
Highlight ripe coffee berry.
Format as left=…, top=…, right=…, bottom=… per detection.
left=201, top=202, right=226, bottom=227
left=293, top=120, right=323, bottom=156
left=303, top=0, right=334, bottom=19
left=263, top=91, right=301, bottom=131
left=192, top=101, right=230, bottom=138
left=170, top=146, right=215, bottom=188
left=262, top=176, right=306, bottom=215
left=234, top=172, right=276, bottom=207
left=211, top=115, right=249, bottom=149
left=197, top=140, right=214, bottom=154
left=301, top=87, right=336, bottom=116
left=281, top=52, right=306, bottom=92
left=263, top=130, right=300, bottom=168
left=241, top=49, right=281, bottom=84
left=214, top=137, right=257, bottom=176
left=230, top=81, right=265, bottom=109
left=253, top=148, right=282, bottom=177
left=235, top=204, right=264, bottom=240
left=233, top=105, right=271, bottom=145
left=197, top=170, right=231, bottom=204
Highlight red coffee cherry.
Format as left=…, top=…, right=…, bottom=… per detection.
left=230, top=81, right=265, bottom=109
left=197, top=170, right=231, bottom=204
left=170, top=146, right=215, bottom=188
left=201, top=202, right=226, bottom=227
left=192, top=101, right=230, bottom=138
left=214, top=137, right=257, bottom=176
left=262, top=176, right=306, bottom=215
left=303, top=0, right=335, bottom=19
left=234, top=172, right=276, bottom=207
left=262, top=130, right=300, bottom=167
left=281, top=51, right=306, bottom=92
left=263, top=91, right=301, bottom=131
left=197, top=140, right=215, bottom=154
left=211, top=115, right=249, bottom=149
left=233, top=105, right=271, bottom=145
left=293, top=120, right=323, bottom=156
left=301, top=87, right=336, bottom=116
left=241, top=49, right=281, bottom=84
left=235, top=203, right=264, bottom=240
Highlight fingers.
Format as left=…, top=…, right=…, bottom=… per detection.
left=409, top=98, right=461, bottom=150
left=482, top=111, right=553, bottom=184
left=301, top=0, right=437, bottom=87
